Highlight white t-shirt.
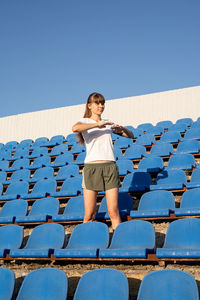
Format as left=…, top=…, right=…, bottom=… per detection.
left=79, top=118, right=115, bottom=163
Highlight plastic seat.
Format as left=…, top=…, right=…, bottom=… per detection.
left=3, top=141, right=18, bottom=151
left=74, top=152, right=86, bottom=165
left=99, top=220, right=155, bottom=258
left=114, top=137, right=133, bottom=149
left=10, top=223, right=64, bottom=258
left=3, top=169, right=30, bottom=185
left=187, top=169, right=200, bottom=189
left=52, top=195, right=84, bottom=222
left=0, top=183, right=3, bottom=197
left=27, top=146, right=49, bottom=158
left=120, top=171, right=151, bottom=192
left=16, top=268, right=68, bottom=300
left=130, top=190, right=175, bottom=218
left=116, top=159, right=134, bottom=176
left=149, top=142, right=173, bottom=157
left=0, top=225, right=23, bottom=257
left=150, top=169, right=187, bottom=191
left=54, top=222, right=109, bottom=258
left=70, top=143, right=86, bottom=154
left=0, top=143, right=4, bottom=150
left=19, top=139, right=33, bottom=148
left=156, top=218, right=200, bottom=258
left=66, top=133, right=77, bottom=145
left=145, top=126, right=164, bottom=136
left=132, top=128, right=143, bottom=138
left=168, top=123, right=188, bottom=133
left=0, top=171, right=7, bottom=183
left=29, top=167, right=54, bottom=183
left=28, top=155, right=51, bottom=170
left=0, top=180, right=29, bottom=201
left=0, top=267, right=15, bottom=300
left=135, top=133, right=155, bottom=146
left=160, top=131, right=182, bottom=143
left=51, top=176, right=82, bottom=197
left=114, top=148, right=124, bottom=160
left=175, top=140, right=200, bottom=154
left=137, top=269, right=199, bottom=300
left=51, top=153, right=74, bottom=167
left=137, top=123, right=154, bottom=132
left=191, top=121, right=200, bottom=129
left=123, top=145, right=147, bottom=160
left=183, top=128, right=200, bottom=141
left=5, top=158, right=30, bottom=172
left=0, top=160, right=9, bottom=171
left=0, top=200, right=28, bottom=223
left=16, top=197, right=59, bottom=223
left=21, top=178, right=57, bottom=199
left=49, top=144, right=68, bottom=156
left=166, top=153, right=195, bottom=170
left=138, top=156, right=163, bottom=173
left=156, top=120, right=173, bottom=130
left=54, top=164, right=79, bottom=181
left=176, top=117, right=193, bottom=127
left=0, top=150, right=12, bottom=161
left=44, top=135, right=65, bottom=147
left=95, top=192, right=133, bottom=219
left=9, top=148, right=30, bottom=161
left=73, top=268, right=128, bottom=300
left=175, top=188, right=200, bottom=216
left=32, top=137, right=49, bottom=147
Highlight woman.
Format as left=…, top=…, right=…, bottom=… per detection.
left=72, top=92, right=134, bottom=230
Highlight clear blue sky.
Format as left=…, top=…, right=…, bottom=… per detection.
left=0, top=0, right=200, bottom=118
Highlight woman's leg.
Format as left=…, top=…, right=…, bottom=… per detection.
left=83, top=188, right=98, bottom=223
left=105, top=187, right=121, bottom=230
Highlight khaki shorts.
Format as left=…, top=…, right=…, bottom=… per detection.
left=82, top=161, right=120, bottom=191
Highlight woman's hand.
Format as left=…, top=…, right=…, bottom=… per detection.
left=111, top=125, right=124, bottom=135
left=97, top=121, right=114, bottom=128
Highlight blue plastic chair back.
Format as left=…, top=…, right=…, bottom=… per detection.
left=184, top=128, right=200, bottom=140
left=63, top=195, right=84, bottom=215
left=114, top=148, right=123, bottom=160
left=4, top=181, right=29, bottom=197
left=10, top=158, right=30, bottom=170
left=49, top=144, right=68, bottom=156
left=75, top=152, right=86, bottom=164
left=33, top=137, right=49, bottom=147
left=4, top=141, right=18, bottom=151
left=138, top=190, right=175, bottom=211
left=176, top=140, right=200, bottom=154
left=55, top=164, right=79, bottom=180
left=70, top=143, right=86, bottom=154
left=60, top=176, right=82, bottom=194
left=0, top=150, right=12, bottom=161
left=0, top=267, right=15, bottom=300
left=9, top=169, right=30, bottom=182
left=20, top=139, right=33, bottom=148
left=16, top=268, right=68, bottom=300
left=25, top=223, right=64, bottom=249
left=146, top=126, right=164, bottom=136
left=155, top=170, right=187, bottom=186
left=0, top=160, right=9, bottom=171
left=52, top=153, right=74, bottom=166
left=121, top=171, right=151, bottom=191
left=0, top=200, right=28, bottom=218
left=31, top=167, right=54, bottom=181
left=124, top=145, right=146, bottom=159
left=167, top=153, right=195, bottom=170
left=150, top=142, right=173, bottom=157
left=137, top=123, right=154, bottom=132
left=29, top=146, right=48, bottom=157
left=156, top=120, right=173, bottom=130
left=0, top=225, right=23, bottom=249
left=168, top=123, right=188, bottom=133
left=160, top=131, right=181, bottom=143
left=114, top=137, right=133, bottom=149
left=28, top=197, right=59, bottom=216
left=11, top=149, right=30, bottom=160
left=137, top=269, right=199, bottom=300
left=176, top=117, right=193, bottom=126
left=31, top=179, right=57, bottom=195
left=30, top=155, right=51, bottom=168
left=74, top=268, right=129, bottom=300
left=66, top=133, right=77, bottom=145
left=180, top=188, right=200, bottom=209
left=135, top=133, right=155, bottom=146
left=116, top=159, right=134, bottom=175
left=0, top=171, right=7, bottom=183
left=132, top=128, right=143, bottom=138
left=48, top=135, right=65, bottom=146
left=138, top=156, right=163, bottom=172
left=189, top=169, right=200, bottom=184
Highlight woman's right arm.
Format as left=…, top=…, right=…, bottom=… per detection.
left=72, top=121, right=114, bottom=133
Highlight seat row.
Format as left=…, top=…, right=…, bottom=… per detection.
left=1, top=218, right=200, bottom=261
left=0, top=266, right=198, bottom=300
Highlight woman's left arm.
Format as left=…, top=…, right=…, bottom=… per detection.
left=112, top=125, right=134, bottom=138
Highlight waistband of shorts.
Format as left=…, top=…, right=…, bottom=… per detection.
left=84, top=161, right=116, bottom=168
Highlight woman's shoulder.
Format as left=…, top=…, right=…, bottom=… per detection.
left=79, top=118, right=95, bottom=123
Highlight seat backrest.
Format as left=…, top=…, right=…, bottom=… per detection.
left=30, top=146, right=48, bottom=156
left=137, top=123, right=154, bottom=132
left=16, top=268, right=68, bottom=300
left=0, top=267, right=15, bottom=300
left=0, top=171, right=7, bottom=183
left=56, top=164, right=79, bottom=179
left=33, top=137, right=49, bottom=147
left=49, top=144, right=68, bottom=156
left=167, top=153, right=195, bottom=169
left=4, top=180, right=29, bottom=196
left=0, top=200, right=28, bottom=217
left=32, top=179, right=57, bottom=195
left=63, top=196, right=84, bottom=215
left=114, top=137, right=133, bottom=149
left=12, top=148, right=29, bottom=160
left=53, top=153, right=74, bottom=165
left=168, top=123, right=188, bottom=132
left=138, top=190, right=175, bottom=211
left=0, top=183, right=3, bottom=196
left=138, top=156, right=163, bottom=172
left=66, top=222, right=109, bottom=250
left=135, top=133, right=155, bottom=146
left=184, top=128, right=200, bottom=140
left=116, top=159, right=134, bottom=174
left=0, top=160, right=9, bottom=171
left=109, top=220, right=155, bottom=250
left=31, top=167, right=54, bottom=180
left=11, top=158, right=30, bottom=170
left=74, top=268, right=128, bottom=300
left=137, top=269, right=199, bottom=300
left=31, top=155, right=51, bottom=168
left=156, top=120, right=173, bottom=130
left=190, top=169, right=200, bottom=183
left=25, top=223, right=64, bottom=249
left=160, top=131, right=181, bottom=143
left=49, top=135, right=64, bottom=145
left=124, top=145, right=147, bottom=159
left=122, top=172, right=151, bottom=190
left=29, top=197, right=59, bottom=216
left=176, top=117, right=193, bottom=126
left=176, top=140, right=200, bottom=153
left=10, top=169, right=30, bottom=181
left=156, top=170, right=187, bottom=185
left=61, top=176, right=82, bottom=193
left=0, top=225, right=23, bottom=249
left=150, top=142, right=173, bottom=156
left=20, top=139, right=33, bottom=148
left=180, top=188, right=200, bottom=208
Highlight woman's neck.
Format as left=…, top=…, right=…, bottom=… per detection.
left=90, top=114, right=101, bottom=122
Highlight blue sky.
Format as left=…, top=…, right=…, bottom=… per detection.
left=0, top=0, right=200, bottom=117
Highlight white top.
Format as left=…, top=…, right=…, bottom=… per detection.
left=79, top=118, right=115, bottom=163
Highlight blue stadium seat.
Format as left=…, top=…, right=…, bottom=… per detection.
left=16, top=197, right=59, bottom=223
left=0, top=180, right=29, bottom=201
left=73, top=268, right=128, bottom=300
left=132, top=128, right=143, bottom=138
left=29, top=167, right=54, bottom=183
left=137, top=123, right=154, bottom=132
left=0, top=171, right=7, bottom=183
left=191, top=121, right=200, bottom=129
left=175, top=140, right=200, bottom=154
left=0, top=149, right=12, bottom=161
left=114, top=148, right=124, bottom=160
left=32, top=137, right=49, bottom=147
left=168, top=123, right=188, bottom=133
left=0, top=143, right=4, bottom=150
left=120, top=171, right=151, bottom=192
left=0, top=200, right=28, bottom=224
left=156, top=120, right=173, bottom=130
left=9, top=149, right=29, bottom=161
left=156, top=218, right=200, bottom=258
left=19, top=139, right=33, bottom=148
left=3, top=169, right=30, bottom=185
left=0, top=225, right=23, bottom=257
left=150, top=170, right=187, bottom=191
left=187, top=169, right=200, bottom=189
left=74, top=152, right=86, bottom=165
left=10, top=223, right=64, bottom=258
left=114, top=137, right=133, bottom=149
left=0, top=160, right=9, bottom=171
left=21, top=178, right=57, bottom=200
left=0, top=183, right=3, bottom=197
left=166, top=153, right=195, bottom=170
left=183, top=128, right=200, bottom=141
left=135, top=133, right=155, bottom=146
left=44, top=135, right=65, bottom=147
left=66, top=133, right=77, bottom=145
left=123, top=145, right=147, bottom=160
left=3, top=141, right=18, bottom=151
left=49, top=144, right=68, bottom=156
left=159, top=131, right=182, bottom=143
left=176, top=117, right=193, bottom=127
left=137, top=269, right=199, bottom=300
left=0, top=267, right=15, bottom=300
left=138, top=156, right=163, bottom=173
left=16, top=268, right=68, bottom=300
left=54, top=222, right=109, bottom=258
left=5, top=158, right=30, bottom=172
left=175, top=188, right=200, bottom=216
left=28, top=155, right=51, bottom=170
left=149, top=142, right=173, bottom=157
left=99, top=220, right=155, bottom=258
left=27, top=146, right=49, bottom=158
left=51, top=153, right=74, bottom=167
left=70, top=143, right=86, bottom=154
left=146, top=126, right=164, bottom=136
left=130, top=190, right=175, bottom=218
left=116, top=159, right=134, bottom=176
left=95, top=192, right=133, bottom=219
left=54, top=164, right=79, bottom=180
left=51, top=176, right=82, bottom=197
left=52, top=195, right=84, bottom=222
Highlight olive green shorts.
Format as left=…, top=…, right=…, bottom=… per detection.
left=82, top=161, right=120, bottom=191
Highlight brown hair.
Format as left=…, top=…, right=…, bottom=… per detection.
left=77, top=93, right=105, bottom=144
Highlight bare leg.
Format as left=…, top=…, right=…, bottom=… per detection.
left=105, top=187, right=121, bottom=230
left=83, top=188, right=98, bottom=223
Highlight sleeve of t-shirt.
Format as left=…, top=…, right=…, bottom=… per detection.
left=79, top=118, right=89, bottom=124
